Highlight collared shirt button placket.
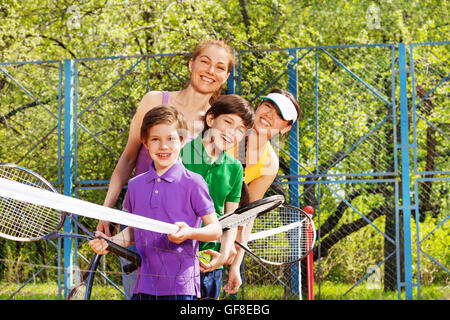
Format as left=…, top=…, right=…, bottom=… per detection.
left=155, top=178, right=160, bottom=195
left=150, top=179, right=160, bottom=208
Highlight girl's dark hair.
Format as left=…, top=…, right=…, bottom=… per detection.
left=202, top=94, right=254, bottom=135
left=201, top=94, right=254, bottom=208
left=140, top=104, right=188, bottom=142
left=239, top=180, right=251, bottom=207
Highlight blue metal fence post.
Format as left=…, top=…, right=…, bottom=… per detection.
left=398, top=43, right=414, bottom=300
left=288, top=49, right=301, bottom=298
left=226, top=58, right=242, bottom=299
left=63, top=59, right=75, bottom=298
left=226, top=55, right=236, bottom=94
left=288, top=50, right=299, bottom=207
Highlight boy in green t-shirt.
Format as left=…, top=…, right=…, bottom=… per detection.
left=181, top=94, right=254, bottom=299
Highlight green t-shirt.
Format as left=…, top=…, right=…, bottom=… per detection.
left=181, top=135, right=243, bottom=253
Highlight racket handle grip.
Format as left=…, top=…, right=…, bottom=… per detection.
left=104, top=239, right=141, bottom=270
left=122, top=262, right=138, bottom=274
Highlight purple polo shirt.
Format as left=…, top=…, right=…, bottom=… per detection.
left=123, top=158, right=215, bottom=297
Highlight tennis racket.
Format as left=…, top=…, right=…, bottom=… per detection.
left=236, top=204, right=316, bottom=266
left=66, top=253, right=102, bottom=300
left=67, top=223, right=118, bottom=300
left=0, top=163, right=141, bottom=268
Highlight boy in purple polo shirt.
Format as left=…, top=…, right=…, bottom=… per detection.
left=89, top=105, right=222, bottom=300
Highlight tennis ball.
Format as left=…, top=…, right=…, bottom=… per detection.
left=303, top=205, right=314, bottom=215
left=199, top=252, right=212, bottom=264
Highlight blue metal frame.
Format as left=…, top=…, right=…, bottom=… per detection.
left=409, top=41, right=449, bottom=300
left=410, top=42, right=450, bottom=175
left=287, top=48, right=301, bottom=297
left=226, top=50, right=236, bottom=94
left=398, top=43, right=414, bottom=300
left=413, top=177, right=450, bottom=299
left=0, top=59, right=65, bottom=299
left=288, top=48, right=300, bottom=207
left=63, top=59, right=75, bottom=297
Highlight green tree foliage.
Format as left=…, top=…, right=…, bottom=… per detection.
left=0, top=0, right=448, bottom=61
left=0, top=0, right=448, bottom=297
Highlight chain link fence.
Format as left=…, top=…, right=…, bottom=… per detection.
left=0, top=43, right=448, bottom=300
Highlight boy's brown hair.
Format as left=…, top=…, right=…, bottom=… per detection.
left=202, top=94, right=255, bottom=135
left=140, top=105, right=188, bottom=142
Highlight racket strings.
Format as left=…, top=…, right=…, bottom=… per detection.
left=248, top=206, right=315, bottom=265
left=2, top=198, right=59, bottom=236
left=0, top=166, right=61, bottom=240
left=67, top=282, right=87, bottom=300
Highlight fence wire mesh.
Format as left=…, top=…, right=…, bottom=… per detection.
left=0, top=43, right=448, bottom=300
left=411, top=43, right=449, bottom=299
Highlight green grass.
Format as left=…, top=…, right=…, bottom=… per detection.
left=0, top=282, right=61, bottom=300
left=1, top=282, right=448, bottom=300
left=0, top=282, right=123, bottom=300
left=313, top=282, right=448, bottom=300
left=235, top=282, right=449, bottom=300
left=318, top=282, right=398, bottom=300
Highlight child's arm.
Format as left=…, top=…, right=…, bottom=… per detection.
left=89, top=227, right=135, bottom=255
left=200, top=201, right=239, bottom=272
left=168, top=212, right=222, bottom=244
left=223, top=225, right=245, bottom=294
left=219, top=202, right=239, bottom=263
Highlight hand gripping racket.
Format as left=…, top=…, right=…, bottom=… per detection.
left=0, top=163, right=142, bottom=268
left=236, top=204, right=316, bottom=266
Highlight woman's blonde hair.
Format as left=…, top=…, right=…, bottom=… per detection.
left=191, top=39, right=235, bottom=71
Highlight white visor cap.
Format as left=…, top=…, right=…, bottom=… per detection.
left=261, top=93, right=298, bottom=122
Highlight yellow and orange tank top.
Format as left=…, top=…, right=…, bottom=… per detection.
left=227, top=141, right=271, bottom=185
